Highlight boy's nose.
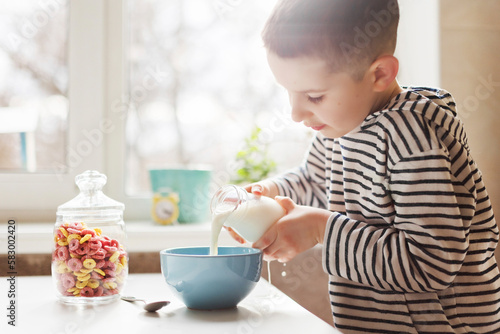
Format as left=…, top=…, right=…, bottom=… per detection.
left=289, top=94, right=309, bottom=123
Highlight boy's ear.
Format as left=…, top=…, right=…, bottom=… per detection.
left=369, top=55, right=399, bottom=92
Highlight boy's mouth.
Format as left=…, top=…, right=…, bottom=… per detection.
left=310, top=124, right=325, bottom=131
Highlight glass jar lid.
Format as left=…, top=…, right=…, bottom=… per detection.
left=57, top=170, right=124, bottom=215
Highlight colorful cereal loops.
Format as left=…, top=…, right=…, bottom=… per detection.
left=52, top=222, right=127, bottom=298
left=80, top=287, right=94, bottom=297
left=83, top=258, right=96, bottom=269
left=67, top=258, right=83, bottom=272
left=55, top=246, right=69, bottom=261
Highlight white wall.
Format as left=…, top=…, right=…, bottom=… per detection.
left=395, top=0, right=440, bottom=88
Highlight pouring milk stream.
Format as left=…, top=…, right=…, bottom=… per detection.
left=210, top=185, right=285, bottom=256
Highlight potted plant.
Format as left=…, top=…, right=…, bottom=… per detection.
left=232, top=126, right=277, bottom=184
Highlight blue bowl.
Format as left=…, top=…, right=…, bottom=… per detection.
left=160, top=246, right=263, bottom=310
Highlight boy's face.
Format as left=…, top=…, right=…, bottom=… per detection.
left=267, top=52, right=377, bottom=139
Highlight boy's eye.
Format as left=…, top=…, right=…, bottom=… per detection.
left=307, top=95, right=324, bottom=104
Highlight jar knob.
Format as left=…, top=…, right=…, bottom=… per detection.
left=75, top=170, right=107, bottom=196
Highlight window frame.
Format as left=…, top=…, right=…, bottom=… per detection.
left=104, top=0, right=151, bottom=220
left=0, top=0, right=108, bottom=222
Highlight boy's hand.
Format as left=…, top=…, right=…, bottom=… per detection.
left=224, top=180, right=278, bottom=244
left=223, top=226, right=246, bottom=244
left=244, top=180, right=279, bottom=198
left=252, top=196, right=331, bottom=263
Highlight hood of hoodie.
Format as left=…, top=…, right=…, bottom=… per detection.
left=358, top=86, right=467, bottom=149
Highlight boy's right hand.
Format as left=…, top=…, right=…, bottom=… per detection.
left=253, top=196, right=330, bottom=263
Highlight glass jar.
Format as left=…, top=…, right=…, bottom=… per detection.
left=52, top=170, right=127, bottom=304
left=210, top=185, right=285, bottom=243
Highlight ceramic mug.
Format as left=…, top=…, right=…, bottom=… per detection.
left=149, top=168, right=212, bottom=223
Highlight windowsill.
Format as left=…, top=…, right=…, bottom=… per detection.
left=0, top=221, right=240, bottom=254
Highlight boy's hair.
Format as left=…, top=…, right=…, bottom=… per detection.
left=262, top=0, right=399, bottom=80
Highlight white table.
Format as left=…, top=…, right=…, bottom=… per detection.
left=0, top=273, right=338, bottom=333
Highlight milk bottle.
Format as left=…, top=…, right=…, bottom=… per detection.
left=210, top=185, right=285, bottom=255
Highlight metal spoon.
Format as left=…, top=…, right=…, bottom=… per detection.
left=121, top=296, right=170, bottom=312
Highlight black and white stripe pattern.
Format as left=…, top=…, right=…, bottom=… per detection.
left=272, top=87, right=500, bottom=333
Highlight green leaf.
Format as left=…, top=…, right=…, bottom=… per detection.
left=231, top=125, right=277, bottom=183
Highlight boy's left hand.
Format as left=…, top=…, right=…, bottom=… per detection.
left=252, top=196, right=331, bottom=263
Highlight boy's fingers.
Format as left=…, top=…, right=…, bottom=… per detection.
left=224, top=226, right=245, bottom=244
left=252, top=224, right=278, bottom=251
left=251, top=184, right=264, bottom=196
left=274, top=196, right=295, bottom=214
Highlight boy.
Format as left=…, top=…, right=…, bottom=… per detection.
left=233, top=0, right=500, bottom=332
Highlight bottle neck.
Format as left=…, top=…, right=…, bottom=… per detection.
left=210, top=185, right=248, bottom=215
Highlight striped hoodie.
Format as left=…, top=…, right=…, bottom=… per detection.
left=272, top=87, right=500, bottom=333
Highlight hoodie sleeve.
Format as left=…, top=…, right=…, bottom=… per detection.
left=322, top=146, right=476, bottom=292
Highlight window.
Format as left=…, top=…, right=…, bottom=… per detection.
left=0, top=0, right=440, bottom=223
left=0, top=1, right=68, bottom=172
left=124, top=0, right=312, bottom=196
left=0, top=1, right=108, bottom=222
